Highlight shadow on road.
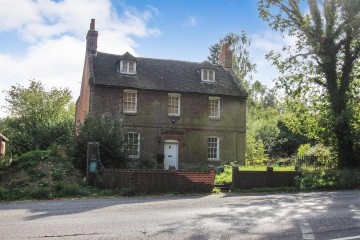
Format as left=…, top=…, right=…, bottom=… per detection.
left=149, top=190, right=360, bottom=239
left=0, top=194, right=208, bottom=221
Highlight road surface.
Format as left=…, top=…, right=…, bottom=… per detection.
left=1, top=190, right=360, bottom=239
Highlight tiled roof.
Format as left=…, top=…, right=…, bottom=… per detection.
left=91, top=51, right=247, bottom=98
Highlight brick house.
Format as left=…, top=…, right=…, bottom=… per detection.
left=76, top=19, right=247, bottom=170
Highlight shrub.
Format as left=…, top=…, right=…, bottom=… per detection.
left=119, top=187, right=135, bottom=197
left=73, top=114, right=128, bottom=172
left=52, top=167, right=65, bottom=181
left=30, top=187, right=53, bottom=200
left=54, top=182, right=87, bottom=197
left=212, top=187, right=221, bottom=194
left=297, top=169, right=360, bottom=190
left=215, top=166, right=232, bottom=184
left=0, top=187, right=10, bottom=201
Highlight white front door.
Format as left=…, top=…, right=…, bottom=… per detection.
left=164, top=141, right=178, bottom=170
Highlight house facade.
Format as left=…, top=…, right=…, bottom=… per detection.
left=76, top=19, right=247, bottom=170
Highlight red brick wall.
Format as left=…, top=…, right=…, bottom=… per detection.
left=75, top=54, right=92, bottom=128
left=232, top=167, right=301, bottom=189
left=100, top=167, right=215, bottom=193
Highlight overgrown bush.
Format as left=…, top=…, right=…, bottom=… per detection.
left=29, top=187, right=53, bottom=200
left=215, top=166, right=232, bottom=184
left=297, top=169, right=360, bottom=190
left=54, top=182, right=88, bottom=197
left=73, top=114, right=129, bottom=172
left=1, top=80, right=75, bottom=156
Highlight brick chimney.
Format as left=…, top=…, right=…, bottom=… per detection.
left=218, top=43, right=233, bottom=69
left=86, top=19, right=98, bottom=54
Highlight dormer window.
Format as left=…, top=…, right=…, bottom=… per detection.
left=120, top=61, right=136, bottom=75
left=201, top=69, right=215, bottom=82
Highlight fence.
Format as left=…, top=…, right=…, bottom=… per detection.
left=98, top=166, right=215, bottom=193
left=232, top=166, right=301, bottom=189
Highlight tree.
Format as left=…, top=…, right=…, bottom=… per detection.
left=73, top=114, right=128, bottom=171
left=259, top=0, right=360, bottom=168
left=208, top=32, right=257, bottom=83
left=2, top=80, right=74, bottom=154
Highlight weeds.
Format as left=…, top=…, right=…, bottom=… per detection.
left=212, top=187, right=221, bottom=194
left=297, top=169, right=360, bottom=190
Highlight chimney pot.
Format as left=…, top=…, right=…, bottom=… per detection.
left=87, top=19, right=98, bottom=54
left=90, top=19, right=95, bottom=31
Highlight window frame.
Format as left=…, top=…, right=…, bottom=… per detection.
left=120, top=60, right=136, bottom=75
left=123, top=89, right=137, bottom=114
left=209, top=96, right=220, bottom=119
left=168, top=93, right=181, bottom=116
left=201, top=69, right=215, bottom=82
left=207, top=137, right=220, bottom=160
left=127, top=132, right=140, bottom=159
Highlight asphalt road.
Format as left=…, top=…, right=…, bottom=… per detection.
left=1, top=190, right=360, bottom=240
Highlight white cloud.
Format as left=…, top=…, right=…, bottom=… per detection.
left=251, top=32, right=284, bottom=52
left=0, top=0, right=41, bottom=31
left=248, top=32, right=286, bottom=86
left=0, top=37, right=85, bottom=111
left=0, top=0, right=161, bottom=117
left=248, top=31, right=299, bottom=87
left=185, top=15, right=199, bottom=27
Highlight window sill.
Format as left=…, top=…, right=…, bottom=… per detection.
left=201, top=81, right=216, bottom=85
left=124, top=112, right=137, bottom=116
left=208, top=158, right=219, bottom=161
left=120, top=72, right=136, bottom=76
left=209, top=117, right=220, bottom=120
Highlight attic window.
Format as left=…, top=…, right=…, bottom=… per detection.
left=201, top=69, right=215, bottom=82
left=120, top=61, right=136, bottom=75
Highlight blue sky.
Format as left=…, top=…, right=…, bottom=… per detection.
left=0, top=0, right=294, bottom=117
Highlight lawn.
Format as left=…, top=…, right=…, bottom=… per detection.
left=215, top=165, right=296, bottom=184
left=239, top=165, right=296, bottom=171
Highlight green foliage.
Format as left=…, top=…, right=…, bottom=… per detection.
left=215, top=166, right=232, bottom=184
left=29, top=187, right=53, bottom=200
left=295, top=144, right=336, bottom=169
left=207, top=32, right=256, bottom=82
left=2, top=80, right=75, bottom=155
left=0, top=187, right=10, bottom=201
left=297, top=170, right=360, bottom=190
left=212, top=187, right=221, bottom=194
left=14, top=149, right=51, bottom=163
left=53, top=182, right=88, bottom=197
left=246, top=81, right=283, bottom=163
left=52, top=166, right=65, bottom=181
left=0, top=148, right=84, bottom=201
left=74, top=114, right=128, bottom=171
left=258, top=0, right=360, bottom=168
left=232, top=187, right=299, bottom=194
left=246, top=134, right=268, bottom=165
left=272, top=121, right=311, bottom=158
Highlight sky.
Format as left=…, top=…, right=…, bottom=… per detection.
left=0, top=0, right=294, bottom=118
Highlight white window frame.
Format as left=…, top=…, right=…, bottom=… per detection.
left=201, top=69, right=215, bottom=82
left=123, top=89, right=137, bottom=114
left=207, top=137, right=220, bottom=160
left=127, top=132, right=140, bottom=158
left=209, top=97, right=220, bottom=119
left=120, top=60, right=136, bottom=75
left=168, top=93, right=181, bottom=116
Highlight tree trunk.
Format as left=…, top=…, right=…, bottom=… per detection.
left=334, top=117, right=357, bottom=168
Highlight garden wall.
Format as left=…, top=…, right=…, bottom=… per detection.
left=232, top=167, right=301, bottom=189
left=98, top=166, right=215, bottom=193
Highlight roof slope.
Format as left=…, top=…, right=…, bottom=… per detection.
left=91, top=52, right=247, bottom=98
